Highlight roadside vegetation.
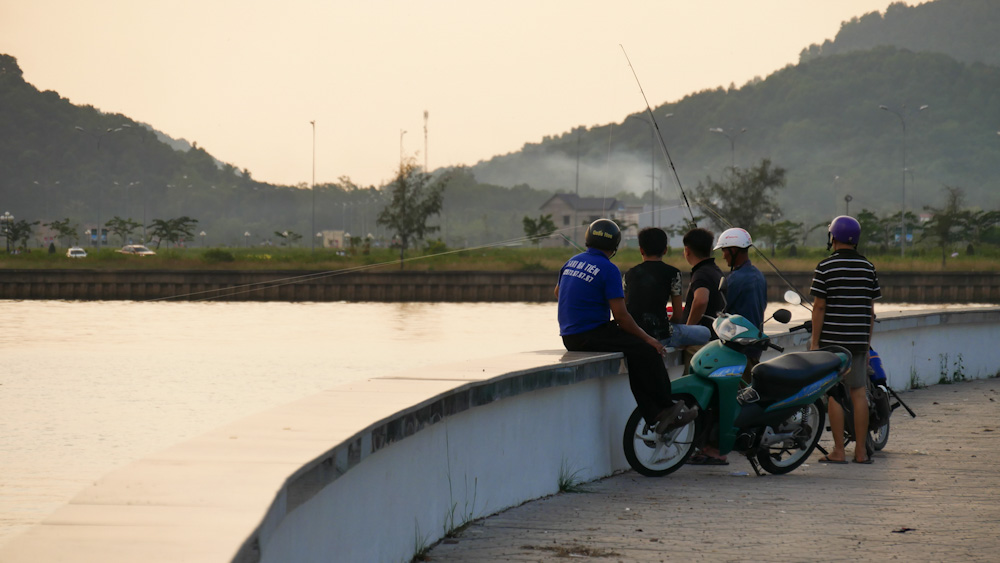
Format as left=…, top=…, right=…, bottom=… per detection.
left=4, top=242, right=1000, bottom=273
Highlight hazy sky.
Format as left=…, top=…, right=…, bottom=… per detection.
left=1, top=0, right=904, bottom=188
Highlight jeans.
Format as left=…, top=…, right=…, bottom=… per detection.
left=660, top=323, right=711, bottom=349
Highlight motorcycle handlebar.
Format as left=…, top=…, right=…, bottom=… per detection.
left=768, top=341, right=784, bottom=353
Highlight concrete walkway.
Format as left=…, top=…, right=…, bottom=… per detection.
left=429, top=378, right=1000, bottom=562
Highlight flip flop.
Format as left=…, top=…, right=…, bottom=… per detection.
left=853, top=457, right=874, bottom=464
left=818, top=456, right=848, bottom=465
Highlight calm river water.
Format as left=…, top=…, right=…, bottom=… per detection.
left=0, top=299, right=978, bottom=546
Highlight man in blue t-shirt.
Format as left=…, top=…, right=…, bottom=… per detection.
left=557, top=219, right=698, bottom=434
left=715, top=227, right=767, bottom=331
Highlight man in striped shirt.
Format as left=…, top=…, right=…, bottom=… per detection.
left=809, top=215, right=881, bottom=464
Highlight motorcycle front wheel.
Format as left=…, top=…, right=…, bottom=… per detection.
left=623, top=404, right=699, bottom=477
left=755, top=398, right=826, bottom=475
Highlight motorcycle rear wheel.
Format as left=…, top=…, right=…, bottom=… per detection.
left=870, top=419, right=890, bottom=451
left=755, top=398, right=825, bottom=475
left=623, top=404, right=700, bottom=477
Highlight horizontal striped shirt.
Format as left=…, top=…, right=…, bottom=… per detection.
left=809, top=249, right=881, bottom=347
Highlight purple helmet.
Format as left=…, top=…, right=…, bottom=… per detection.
left=828, top=215, right=861, bottom=249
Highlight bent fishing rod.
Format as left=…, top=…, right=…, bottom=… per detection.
left=620, top=44, right=697, bottom=229
left=620, top=45, right=812, bottom=307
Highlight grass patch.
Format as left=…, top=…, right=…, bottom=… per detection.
left=7, top=244, right=1000, bottom=273
left=557, top=460, right=589, bottom=493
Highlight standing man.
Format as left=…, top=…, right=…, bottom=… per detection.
left=558, top=219, right=698, bottom=434
left=810, top=216, right=881, bottom=465
left=624, top=227, right=710, bottom=349
left=715, top=227, right=767, bottom=330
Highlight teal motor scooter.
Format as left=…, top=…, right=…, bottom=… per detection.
left=623, top=308, right=851, bottom=477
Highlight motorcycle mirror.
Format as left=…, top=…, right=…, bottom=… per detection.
left=783, top=290, right=802, bottom=306
left=772, top=308, right=792, bottom=324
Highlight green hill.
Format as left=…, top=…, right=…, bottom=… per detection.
left=0, top=53, right=552, bottom=248
left=801, top=0, right=1000, bottom=67
left=470, top=0, right=1000, bottom=227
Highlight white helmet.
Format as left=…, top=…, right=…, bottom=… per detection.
left=714, top=227, right=753, bottom=250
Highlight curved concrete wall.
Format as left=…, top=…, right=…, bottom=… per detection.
left=253, top=308, right=1000, bottom=563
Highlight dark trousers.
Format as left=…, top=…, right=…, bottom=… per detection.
left=562, top=322, right=672, bottom=423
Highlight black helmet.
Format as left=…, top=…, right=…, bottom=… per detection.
left=585, top=219, right=621, bottom=252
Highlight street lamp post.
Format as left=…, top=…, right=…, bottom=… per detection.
left=1, top=211, right=13, bottom=253
left=75, top=125, right=127, bottom=251
left=310, top=120, right=316, bottom=252
left=199, top=231, right=207, bottom=247
left=879, top=103, right=928, bottom=257
left=708, top=127, right=747, bottom=169
left=626, top=113, right=673, bottom=227
left=244, top=231, right=250, bottom=248
left=844, top=194, right=853, bottom=216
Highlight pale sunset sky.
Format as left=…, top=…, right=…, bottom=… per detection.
left=0, top=0, right=905, bottom=188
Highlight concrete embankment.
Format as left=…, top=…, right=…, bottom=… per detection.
left=2, top=269, right=999, bottom=302
left=2, top=308, right=997, bottom=563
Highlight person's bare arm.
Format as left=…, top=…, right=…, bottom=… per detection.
left=669, top=295, right=683, bottom=323
left=609, top=297, right=664, bottom=355
left=810, top=296, right=826, bottom=350
left=685, top=287, right=709, bottom=326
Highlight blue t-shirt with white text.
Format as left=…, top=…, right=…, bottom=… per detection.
left=557, top=248, right=624, bottom=336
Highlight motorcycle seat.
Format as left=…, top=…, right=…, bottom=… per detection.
left=750, top=351, right=844, bottom=396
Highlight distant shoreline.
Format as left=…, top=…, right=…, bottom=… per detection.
left=2, top=269, right=998, bottom=303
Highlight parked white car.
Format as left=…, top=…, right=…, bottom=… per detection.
left=117, top=245, right=156, bottom=256
left=66, top=247, right=87, bottom=258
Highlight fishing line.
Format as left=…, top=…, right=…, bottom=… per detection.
left=143, top=227, right=587, bottom=303
left=619, top=44, right=696, bottom=228
left=696, top=198, right=813, bottom=310
left=603, top=123, right=613, bottom=213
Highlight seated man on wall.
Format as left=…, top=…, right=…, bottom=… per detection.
left=623, top=227, right=710, bottom=349
left=556, top=219, right=697, bottom=435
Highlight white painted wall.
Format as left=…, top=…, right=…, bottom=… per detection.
left=259, top=378, right=635, bottom=563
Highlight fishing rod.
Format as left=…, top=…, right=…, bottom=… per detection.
left=697, top=199, right=813, bottom=311
left=620, top=44, right=697, bottom=229
left=619, top=45, right=810, bottom=309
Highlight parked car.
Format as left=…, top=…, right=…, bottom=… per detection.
left=117, top=245, right=156, bottom=256
left=66, top=247, right=88, bottom=258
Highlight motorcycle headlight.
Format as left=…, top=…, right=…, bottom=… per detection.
left=715, top=316, right=743, bottom=343
left=715, top=314, right=757, bottom=344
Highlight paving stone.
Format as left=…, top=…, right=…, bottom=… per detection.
left=428, top=378, right=1000, bottom=562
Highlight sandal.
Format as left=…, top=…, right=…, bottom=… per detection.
left=688, top=453, right=729, bottom=466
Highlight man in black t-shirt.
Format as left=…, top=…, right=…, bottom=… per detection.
left=680, top=228, right=726, bottom=337
left=624, top=228, right=710, bottom=348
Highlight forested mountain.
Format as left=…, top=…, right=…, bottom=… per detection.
left=800, top=0, right=1000, bottom=67
left=0, top=53, right=552, bottom=247
left=470, top=0, right=1000, bottom=227
left=3, top=0, right=999, bottom=249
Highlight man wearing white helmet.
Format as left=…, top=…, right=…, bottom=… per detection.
left=715, top=227, right=767, bottom=331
